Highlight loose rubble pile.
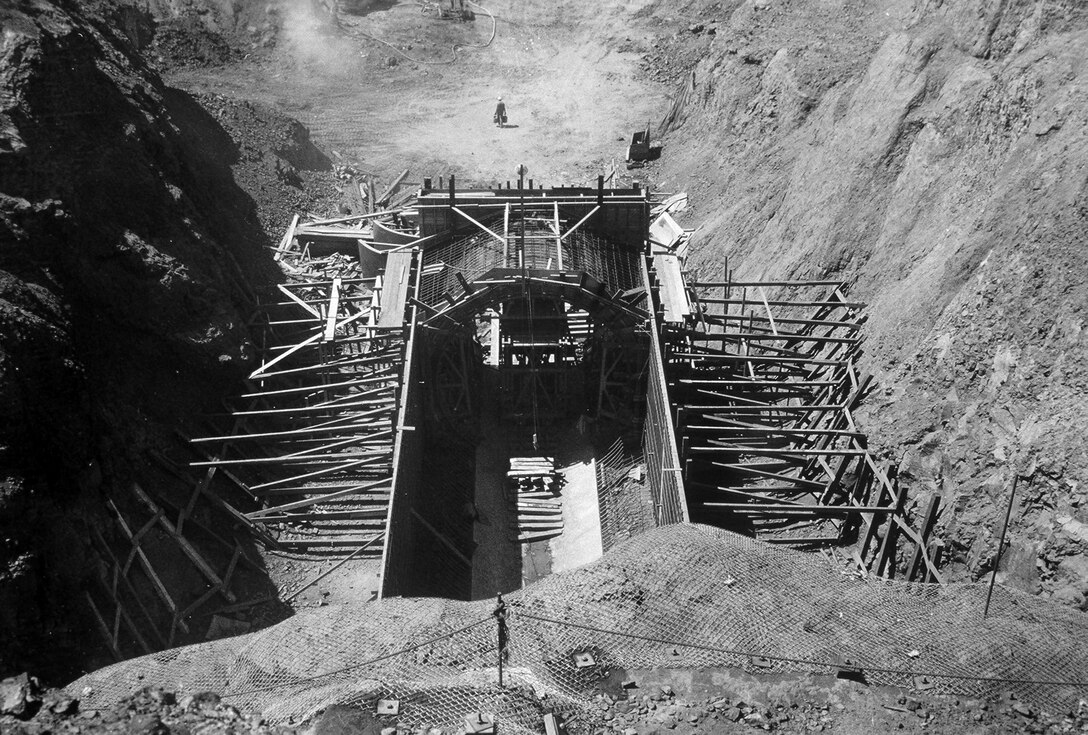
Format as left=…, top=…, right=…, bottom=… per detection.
left=578, top=682, right=1088, bottom=735
left=0, top=680, right=299, bottom=735
left=6, top=671, right=1088, bottom=735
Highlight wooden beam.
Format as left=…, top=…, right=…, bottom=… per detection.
left=559, top=206, right=599, bottom=241
left=692, top=280, right=847, bottom=288
left=277, top=284, right=321, bottom=318
left=410, top=508, right=471, bottom=567
left=249, top=330, right=323, bottom=379
left=907, top=494, right=941, bottom=581
left=132, top=484, right=237, bottom=603
left=85, top=593, right=123, bottom=661
left=284, top=533, right=385, bottom=603
left=704, top=503, right=895, bottom=514
left=554, top=201, right=563, bottom=269
left=323, top=277, right=341, bottom=341
left=250, top=457, right=388, bottom=491
left=108, top=500, right=185, bottom=630
left=452, top=206, right=505, bottom=244
left=698, top=297, right=865, bottom=309
left=700, top=312, right=863, bottom=331
left=273, top=214, right=300, bottom=263
left=249, top=477, right=394, bottom=517
left=377, top=169, right=410, bottom=204
left=305, top=209, right=406, bottom=227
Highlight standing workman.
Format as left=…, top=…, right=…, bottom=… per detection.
left=494, top=97, right=507, bottom=128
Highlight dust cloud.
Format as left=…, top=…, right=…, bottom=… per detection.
left=277, top=0, right=360, bottom=73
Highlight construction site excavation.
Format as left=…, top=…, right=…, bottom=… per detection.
left=2, top=1, right=1088, bottom=735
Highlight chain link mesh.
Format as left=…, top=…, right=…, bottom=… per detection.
left=70, top=524, right=1088, bottom=727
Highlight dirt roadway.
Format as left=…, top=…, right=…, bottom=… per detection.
left=169, top=0, right=668, bottom=188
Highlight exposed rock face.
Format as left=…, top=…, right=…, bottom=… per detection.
left=0, top=0, right=295, bottom=677
left=657, top=0, right=1088, bottom=603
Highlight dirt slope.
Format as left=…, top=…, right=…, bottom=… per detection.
left=162, top=0, right=670, bottom=187
left=644, top=0, right=1088, bottom=605
left=0, top=0, right=335, bottom=679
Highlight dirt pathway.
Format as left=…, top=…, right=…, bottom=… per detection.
left=169, top=0, right=667, bottom=188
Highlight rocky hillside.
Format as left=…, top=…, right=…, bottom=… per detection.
left=0, top=0, right=333, bottom=678
left=649, top=0, right=1088, bottom=603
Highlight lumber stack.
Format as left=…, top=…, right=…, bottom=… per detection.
left=507, top=456, right=563, bottom=543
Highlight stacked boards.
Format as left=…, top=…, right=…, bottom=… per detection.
left=507, top=457, right=563, bottom=543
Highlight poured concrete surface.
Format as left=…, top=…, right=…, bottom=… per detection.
left=548, top=440, right=603, bottom=574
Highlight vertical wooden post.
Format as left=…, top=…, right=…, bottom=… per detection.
left=494, top=593, right=508, bottom=688
left=554, top=201, right=563, bottom=270
left=984, top=475, right=1019, bottom=617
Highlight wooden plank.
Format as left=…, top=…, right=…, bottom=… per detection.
left=452, top=206, right=505, bottom=244
left=489, top=312, right=500, bottom=367
left=236, top=373, right=397, bottom=400
left=91, top=528, right=168, bottom=648
left=680, top=329, right=859, bottom=344
left=704, top=503, right=895, bottom=514
left=251, top=457, right=391, bottom=491
left=378, top=251, right=414, bottom=327
left=294, top=226, right=373, bottom=241
left=701, top=312, right=862, bottom=331
left=249, top=330, right=323, bottom=379
left=410, top=508, right=471, bottom=567
left=284, top=533, right=385, bottom=603
left=653, top=254, right=692, bottom=324
left=698, top=297, right=865, bottom=309
left=108, top=500, right=186, bottom=631
left=670, top=351, right=847, bottom=367
left=305, top=209, right=403, bottom=227
left=248, top=477, right=393, bottom=517
left=377, top=169, right=410, bottom=204
left=554, top=201, right=563, bottom=269
left=323, top=277, right=341, bottom=341
left=132, top=484, right=237, bottom=603
left=85, top=593, right=123, bottom=661
left=514, top=521, right=565, bottom=530
left=693, top=280, right=847, bottom=288
left=515, top=530, right=563, bottom=543
left=906, top=494, right=941, bottom=581
left=559, top=206, right=599, bottom=241
left=689, top=446, right=868, bottom=457
left=276, top=284, right=321, bottom=319
left=274, top=215, right=300, bottom=263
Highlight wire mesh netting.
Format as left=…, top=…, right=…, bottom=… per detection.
left=70, top=524, right=1088, bottom=729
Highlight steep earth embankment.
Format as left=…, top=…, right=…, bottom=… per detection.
left=646, top=0, right=1088, bottom=603
left=0, top=0, right=334, bottom=679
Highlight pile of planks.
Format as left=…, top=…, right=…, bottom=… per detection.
left=286, top=252, right=365, bottom=282
left=507, top=456, right=564, bottom=543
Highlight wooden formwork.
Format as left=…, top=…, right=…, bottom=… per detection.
left=653, top=263, right=943, bottom=582
left=189, top=195, right=425, bottom=559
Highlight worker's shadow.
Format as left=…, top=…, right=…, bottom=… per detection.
left=498, top=124, right=521, bottom=129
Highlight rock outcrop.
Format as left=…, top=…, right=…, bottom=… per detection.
left=656, top=0, right=1088, bottom=604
